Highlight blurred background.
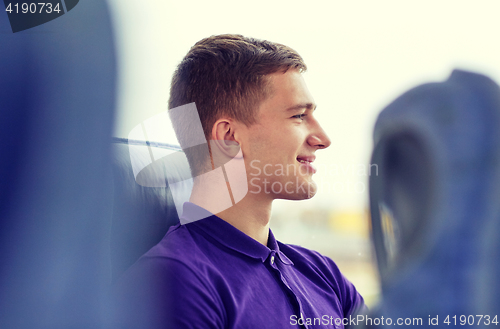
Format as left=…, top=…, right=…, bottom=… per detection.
left=107, top=0, right=500, bottom=307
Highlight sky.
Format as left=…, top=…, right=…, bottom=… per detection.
left=108, top=0, right=500, bottom=211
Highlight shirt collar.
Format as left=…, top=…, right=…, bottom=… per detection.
left=181, top=202, right=293, bottom=265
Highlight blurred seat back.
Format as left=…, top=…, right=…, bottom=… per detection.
left=0, top=1, right=116, bottom=328
left=369, top=70, right=500, bottom=320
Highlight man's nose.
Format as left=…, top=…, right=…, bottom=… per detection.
left=307, top=118, right=332, bottom=149
left=308, top=123, right=331, bottom=149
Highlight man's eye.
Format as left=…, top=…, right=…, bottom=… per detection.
left=292, top=114, right=306, bottom=120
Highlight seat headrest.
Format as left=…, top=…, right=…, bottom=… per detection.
left=109, top=138, right=191, bottom=282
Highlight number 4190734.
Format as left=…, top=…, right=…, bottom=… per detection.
left=444, top=315, right=498, bottom=326
left=5, top=3, right=61, bottom=14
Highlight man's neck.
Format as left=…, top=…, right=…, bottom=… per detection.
left=216, top=195, right=272, bottom=246
left=189, top=177, right=273, bottom=245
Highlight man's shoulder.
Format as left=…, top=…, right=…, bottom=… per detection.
left=112, top=222, right=223, bottom=303
left=278, top=240, right=368, bottom=315
left=277, top=241, right=346, bottom=285
left=278, top=241, right=340, bottom=270
left=110, top=223, right=226, bottom=329
left=143, top=223, right=194, bottom=258
left=139, top=222, right=213, bottom=268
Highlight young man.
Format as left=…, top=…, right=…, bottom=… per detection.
left=112, top=34, right=366, bottom=328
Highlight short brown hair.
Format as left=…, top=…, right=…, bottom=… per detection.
left=168, top=34, right=307, bottom=174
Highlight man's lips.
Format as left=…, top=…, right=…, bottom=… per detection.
left=297, top=155, right=317, bottom=173
left=297, top=155, right=316, bottom=163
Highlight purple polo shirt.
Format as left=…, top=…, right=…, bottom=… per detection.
left=111, top=203, right=366, bottom=329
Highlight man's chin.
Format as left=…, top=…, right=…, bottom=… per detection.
left=300, top=182, right=317, bottom=199
left=277, top=179, right=318, bottom=200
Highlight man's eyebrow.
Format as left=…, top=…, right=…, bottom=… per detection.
left=286, top=103, right=317, bottom=111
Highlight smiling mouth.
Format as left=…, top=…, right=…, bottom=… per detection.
left=296, top=156, right=317, bottom=173
left=297, top=155, right=315, bottom=163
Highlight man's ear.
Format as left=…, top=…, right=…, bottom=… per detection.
left=210, top=118, right=242, bottom=161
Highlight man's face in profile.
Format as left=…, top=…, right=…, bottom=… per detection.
left=237, top=69, right=331, bottom=200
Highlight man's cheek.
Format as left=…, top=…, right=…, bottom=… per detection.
left=249, top=177, right=262, bottom=194
left=247, top=159, right=262, bottom=177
